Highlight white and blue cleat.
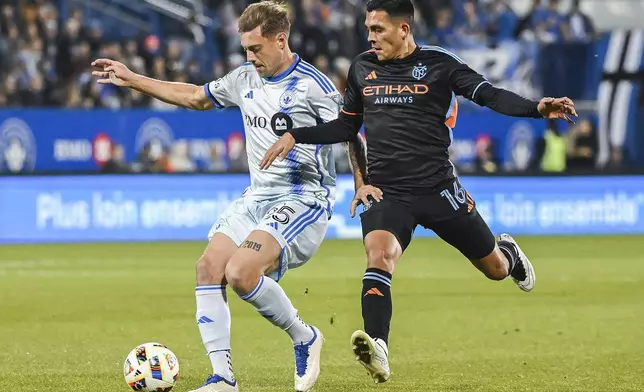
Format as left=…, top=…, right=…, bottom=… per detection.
left=189, top=374, right=238, bottom=392
left=293, top=326, right=324, bottom=392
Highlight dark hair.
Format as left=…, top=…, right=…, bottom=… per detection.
left=366, top=0, right=415, bottom=19
left=238, top=1, right=291, bottom=37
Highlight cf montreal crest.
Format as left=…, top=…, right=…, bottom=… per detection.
left=279, top=90, right=296, bottom=109
left=412, top=63, right=427, bottom=80
left=271, top=112, right=294, bottom=136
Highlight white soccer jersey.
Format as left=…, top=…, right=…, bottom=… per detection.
left=204, top=54, right=340, bottom=215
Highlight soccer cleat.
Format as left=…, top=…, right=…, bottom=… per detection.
left=350, top=330, right=390, bottom=384
left=189, top=374, right=238, bottom=392
left=294, top=326, right=324, bottom=392
left=499, top=233, right=535, bottom=292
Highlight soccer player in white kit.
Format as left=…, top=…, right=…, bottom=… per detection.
left=90, top=2, right=360, bottom=391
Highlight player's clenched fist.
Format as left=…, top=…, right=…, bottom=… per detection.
left=260, top=132, right=295, bottom=170
left=91, top=59, right=136, bottom=87
left=350, top=185, right=383, bottom=218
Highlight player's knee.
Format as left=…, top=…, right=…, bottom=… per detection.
left=196, top=254, right=227, bottom=285
left=365, top=246, right=398, bottom=273
left=224, top=259, right=257, bottom=295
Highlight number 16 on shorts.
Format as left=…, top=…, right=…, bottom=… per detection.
left=440, top=181, right=475, bottom=213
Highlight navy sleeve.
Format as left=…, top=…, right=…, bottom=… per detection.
left=288, top=112, right=362, bottom=145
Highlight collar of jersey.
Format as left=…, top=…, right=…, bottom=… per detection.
left=263, top=53, right=301, bottom=83
left=379, top=45, right=421, bottom=64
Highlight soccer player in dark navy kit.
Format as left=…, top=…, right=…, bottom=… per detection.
left=261, top=0, right=577, bottom=383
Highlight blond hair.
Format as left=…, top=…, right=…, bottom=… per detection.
left=238, top=1, right=291, bottom=37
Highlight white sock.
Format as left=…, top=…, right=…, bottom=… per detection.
left=195, top=285, right=235, bottom=381
left=240, top=276, right=314, bottom=345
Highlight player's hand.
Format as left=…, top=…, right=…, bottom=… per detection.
left=538, top=97, right=578, bottom=124
left=91, top=58, right=136, bottom=87
left=260, top=132, right=295, bottom=170
left=350, top=185, right=383, bottom=218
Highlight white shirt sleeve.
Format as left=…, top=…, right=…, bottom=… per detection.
left=307, top=83, right=342, bottom=123
left=203, top=66, right=246, bottom=108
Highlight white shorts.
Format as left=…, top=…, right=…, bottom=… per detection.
left=208, top=194, right=329, bottom=281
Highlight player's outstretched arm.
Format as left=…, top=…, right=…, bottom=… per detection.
left=91, top=58, right=213, bottom=111
left=446, top=55, right=577, bottom=123
left=260, top=112, right=362, bottom=169
left=475, top=84, right=578, bottom=123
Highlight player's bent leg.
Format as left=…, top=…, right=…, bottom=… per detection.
left=264, top=199, right=328, bottom=392
left=469, top=246, right=510, bottom=281
left=431, top=209, right=535, bottom=292
left=225, top=229, right=282, bottom=296
left=225, top=230, right=323, bottom=392
left=192, top=233, right=240, bottom=392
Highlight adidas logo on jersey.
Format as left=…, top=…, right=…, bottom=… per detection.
left=244, top=90, right=254, bottom=99
left=365, top=71, right=377, bottom=80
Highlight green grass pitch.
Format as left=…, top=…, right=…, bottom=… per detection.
left=1, top=236, right=643, bottom=391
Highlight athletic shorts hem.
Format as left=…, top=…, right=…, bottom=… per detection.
left=255, top=225, right=288, bottom=249
left=208, top=226, right=243, bottom=246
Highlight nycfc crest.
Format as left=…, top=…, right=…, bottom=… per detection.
left=412, top=63, right=427, bottom=80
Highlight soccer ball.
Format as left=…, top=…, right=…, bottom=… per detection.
left=123, top=342, right=180, bottom=391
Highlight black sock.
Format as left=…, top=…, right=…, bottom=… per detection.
left=498, top=240, right=518, bottom=275
left=361, top=268, right=392, bottom=345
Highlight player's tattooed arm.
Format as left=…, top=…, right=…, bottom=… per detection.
left=343, top=133, right=368, bottom=190
left=240, top=240, right=262, bottom=252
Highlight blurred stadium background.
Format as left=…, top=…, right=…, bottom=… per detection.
left=1, top=1, right=643, bottom=391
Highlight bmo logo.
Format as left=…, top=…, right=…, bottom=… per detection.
left=244, top=114, right=268, bottom=129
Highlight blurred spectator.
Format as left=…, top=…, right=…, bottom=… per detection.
left=208, top=140, right=229, bottom=173
left=486, top=0, right=518, bottom=47
left=227, top=133, right=249, bottom=173
left=606, top=147, right=625, bottom=173
left=101, top=144, right=132, bottom=174
left=132, top=143, right=169, bottom=173
left=567, top=0, right=595, bottom=42
left=565, top=118, right=597, bottom=171
left=474, top=134, right=498, bottom=173
left=455, top=0, right=487, bottom=49
left=433, top=8, right=458, bottom=48
left=536, top=120, right=567, bottom=173
left=168, top=140, right=196, bottom=173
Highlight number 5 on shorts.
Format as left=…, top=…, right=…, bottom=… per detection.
left=271, top=205, right=296, bottom=224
